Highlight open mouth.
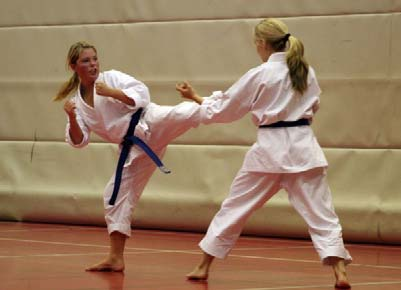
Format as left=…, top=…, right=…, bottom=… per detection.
left=89, top=69, right=98, bottom=76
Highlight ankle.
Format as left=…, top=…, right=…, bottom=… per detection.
left=109, top=253, right=123, bottom=262
left=201, top=252, right=214, bottom=267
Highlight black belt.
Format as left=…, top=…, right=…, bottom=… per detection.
left=259, top=118, right=310, bottom=128
left=109, top=108, right=170, bottom=206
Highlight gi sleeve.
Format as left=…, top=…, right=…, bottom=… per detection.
left=105, top=70, right=150, bottom=109
left=65, top=107, right=90, bottom=148
left=308, top=67, right=322, bottom=97
left=200, top=67, right=261, bottom=124
left=308, top=67, right=322, bottom=114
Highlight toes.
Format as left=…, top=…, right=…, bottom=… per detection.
left=186, top=275, right=208, bottom=281
left=85, top=263, right=113, bottom=272
left=335, top=281, right=351, bottom=289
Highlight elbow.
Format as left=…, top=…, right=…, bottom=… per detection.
left=66, top=132, right=88, bottom=148
left=68, top=139, right=88, bottom=149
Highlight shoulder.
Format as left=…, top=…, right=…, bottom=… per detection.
left=102, top=70, right=143, bottom=85
left=240, top=62, right=276, bottom=84
left=103, top=69, right=133, bottom=79
left=241, top=63, right=267, bottom=80
left=249, top=63, right=266, bottom=73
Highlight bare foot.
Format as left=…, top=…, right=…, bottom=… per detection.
left=335, top=280, right=351, bottom=289
left=186, top=251, right=214, bottom=281
left=186, top=266, right=209, bottom=281
left=85, top=258, right=125, bottom=272
left=332, top=258, right=351, bottom=289
left=334, top=272, right=351, bottom=289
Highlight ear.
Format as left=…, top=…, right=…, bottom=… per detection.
left=255, top=38, right=265, bottom=48
left=70, top=63, right=76, bottom=72
left=258, top=40, right=271, bottom=53
left=263, top=41, right=274, bottom=53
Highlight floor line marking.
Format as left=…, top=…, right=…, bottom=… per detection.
left=228, top=253, right=401, bottom=270
left=234, top=246, right=313, bottom=251
left=0, top=237, right=110, bottom=248
left=0, top=228, right=70, bottom=233
left=236, top=280, right=401, bottom=290
left=0, top=250, right=165, bottom=259
left=1, top=237, right=401, bottom=270
left=0, top=237, right=312, bottom=251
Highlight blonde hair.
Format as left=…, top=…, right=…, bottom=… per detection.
left=53, top=41, right=97, bottom=101
left=254, top=18, right=309, bottom=94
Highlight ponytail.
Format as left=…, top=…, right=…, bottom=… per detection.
left=254, top=18, right=309, bottom=95
left=286, top=36, right=309, bottom=94
left=53, top=72, right=79, bottom=101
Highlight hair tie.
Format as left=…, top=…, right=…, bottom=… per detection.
left=283, top=33, right=291, bottom=42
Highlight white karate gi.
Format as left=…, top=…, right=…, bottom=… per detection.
left=65, top=70, right=201, bottom=236
left=197, top=52, right=352, bottom=265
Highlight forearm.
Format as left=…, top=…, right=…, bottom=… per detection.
left=68, top=116, right=84, bottom=145
left=192, top=94, right=204, bottom=105
left=108, top=88, right=136, bottom=106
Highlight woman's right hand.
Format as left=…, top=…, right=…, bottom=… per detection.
left=176, top=81, right=195, bottom=100
left=176, top=81, right=204, bottom=104
left=63, top=99, right=76, bottom=118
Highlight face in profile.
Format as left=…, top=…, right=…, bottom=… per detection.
left=254, top=38, right=269, bottom=62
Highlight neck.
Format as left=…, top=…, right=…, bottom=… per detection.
left=80, top=83, right=93, bottom=97
left=80, top=78, right=95, bottom=88
left=80, top=84, right=94, bottom=107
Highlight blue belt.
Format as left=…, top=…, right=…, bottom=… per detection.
left=109, top=108, right=171, bottom=206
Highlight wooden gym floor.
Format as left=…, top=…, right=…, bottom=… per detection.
left=1, top=221, right=401, bottom=290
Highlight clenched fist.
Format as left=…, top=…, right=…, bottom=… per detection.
left=95, top=81, right=113, bottom=96
left=64, top=99, right=76, bottom=117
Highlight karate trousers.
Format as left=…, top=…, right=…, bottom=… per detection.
left=102, top=102, right=201, bottom=237
left=199, top=167, right=352, bottom=265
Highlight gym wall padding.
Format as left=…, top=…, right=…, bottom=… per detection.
left=0, top=1, right=400, bottom=244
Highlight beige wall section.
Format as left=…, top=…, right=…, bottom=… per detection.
left=0, top=1, right=400, bottom=244
left=1, top=142, right=401, bottom=243
left=1, top=0, right=401, bottom=27
left=1, top=15, right=401, bottom=147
